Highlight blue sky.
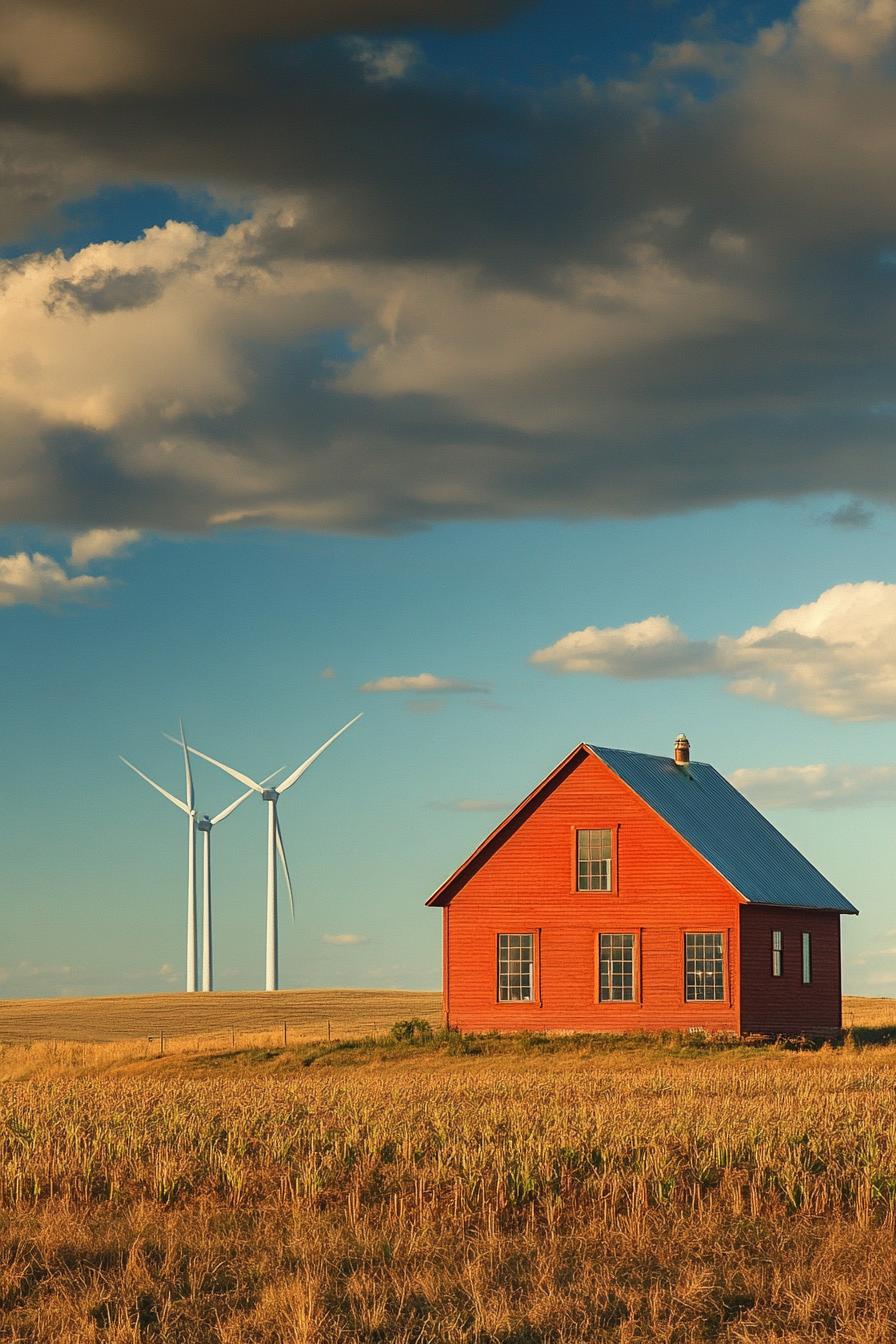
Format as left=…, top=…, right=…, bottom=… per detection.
left=2, top=0, right=896, bottom=998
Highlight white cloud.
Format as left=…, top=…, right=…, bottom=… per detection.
left=69, top=526, right=140, bottom=568
left=322, top=933, right=369, bottom=946
left=360, top=672, right=489, bottom=693
left=531, top=582, right=896, bottom=721
left=730, top=763, right=896, bottom=809
left=530, top=615, right=713, bottom=678
left=0, top=551, right=108, bottom=607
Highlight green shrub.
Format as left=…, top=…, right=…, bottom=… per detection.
left=389, top=1018, right=434, bottom=1044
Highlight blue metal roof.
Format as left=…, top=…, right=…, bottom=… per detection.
left=588, top=746, right=857, bottom=914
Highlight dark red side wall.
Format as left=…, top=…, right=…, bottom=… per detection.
left=443, top=750, right=744, bottom=1034
left=738, top=906, right=841, bottom=1036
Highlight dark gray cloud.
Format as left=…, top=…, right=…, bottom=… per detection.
left=46, top=267, right=164, bottom=314
left=3, top=1, right=896, bottom=535
left=0, top=0, right=527, bottom=93
left=824, top=498, right=875, bottom=529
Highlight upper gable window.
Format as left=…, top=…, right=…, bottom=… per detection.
left=577, top=828, right=612, bottom=891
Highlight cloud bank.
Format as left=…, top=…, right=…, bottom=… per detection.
left=531, top=581, right=896, bottom=721
left=730, top=763, right=896, bottom=810
left=3, top=1, right=896, bottom=532
left=0, top=1, right=521, bottom=94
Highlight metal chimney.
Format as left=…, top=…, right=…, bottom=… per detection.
left=674, top=733, right=690, bottom=765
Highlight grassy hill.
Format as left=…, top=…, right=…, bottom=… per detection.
left=0, top=987, right=442, bottom=1047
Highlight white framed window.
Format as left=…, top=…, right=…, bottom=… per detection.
left=802, top=931, right=812, bottom=984
left=772, top=930, right=782, bottom=977
left=598, top=933, right=636, bottom=1002
left=577, top=829, right=612, bottom=891
left=497, top=933, right=534, bottom=1002
left=685, top=932, right=725, bottom=1002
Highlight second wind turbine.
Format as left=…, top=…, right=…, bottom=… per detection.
left=185, top=715, right=361, bottom=991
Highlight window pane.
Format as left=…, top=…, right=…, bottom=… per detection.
left=497, top=933, right=534, bottom=1002
left=598, top=933, right=635, bottom=1002
left=802, top=932, right=812, bottom=984
left=577, top=830, right=613, bottom=890
left=684, top=932, right=724, bottom=1001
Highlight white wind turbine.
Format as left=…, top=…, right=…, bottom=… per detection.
left=183, top=715, right=362, bottom=991
left=163, top=736, right=284, bottom=993
left=120, top=719, right=198, bottom=992
left=121, top=723, right=278, bottom=993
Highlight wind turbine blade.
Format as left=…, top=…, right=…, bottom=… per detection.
left=200, top=767, right=285, bottom=826
left=275, top=815, right=295, bottom=921
left=179, top=717, right=194, bottom=809
left=276, top=714, right=363, bottom=797
left=210, top=786, right=256, bottom=827
left=180, top=744, right=263, bottom=794
left=120, top=757, right=193, bottom=815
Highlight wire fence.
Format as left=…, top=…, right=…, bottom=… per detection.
left=0, top=1010, right=443, bottom=1062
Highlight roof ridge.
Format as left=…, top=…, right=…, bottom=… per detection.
left=589, top=744, right=710, bottom=767
left=592, top=745, right=856, bottom=915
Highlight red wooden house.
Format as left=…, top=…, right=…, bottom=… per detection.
left=427, top=737, right=857, bottom=1037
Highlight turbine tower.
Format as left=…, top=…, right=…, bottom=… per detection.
left=184, top=715, right=362, bottom=991
left=164, top=740, right=284, bottom=993
left=194, top=787, right=262, bottom=993
left=120, top=719, right=198, bottom=992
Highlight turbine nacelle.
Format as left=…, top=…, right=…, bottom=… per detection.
left=197, top=816, right=213, bottom=832
left=179, top=714, right=362, bottom=990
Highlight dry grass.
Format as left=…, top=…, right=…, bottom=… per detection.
left=0, top=990, right=884, bottom=1047
left=842, top=995, right=896, bottom=1029
left=1, top=996, right=895, bottom=1341
left=0, top=988, right=442, bottom=1048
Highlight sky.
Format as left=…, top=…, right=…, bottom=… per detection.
left=2, top=0, right=896, bottom=999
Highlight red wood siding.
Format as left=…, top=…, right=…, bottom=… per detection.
left=442, top=750, right=745, bottom=1034
left=738, top=906, right=841, bottom=1037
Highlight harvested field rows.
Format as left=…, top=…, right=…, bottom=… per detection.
left=0, top=992, right=888, bottom=1049
left=0, top=988, right=442, bottom=1048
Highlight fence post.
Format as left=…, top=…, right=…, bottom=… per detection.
left=230, top=1026, right=235, bottom=1049
left=283, top=1020, right=287, bottom=1048
left=159, top=1030, right=164, bottom=1058
left=327, top=1019, right=331, bottom=1042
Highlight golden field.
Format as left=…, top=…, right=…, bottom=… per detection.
left=0, top=988, right=442, bottom=1051
left=1, top=995, right=896, bottom=1342
left=0, top=989, right=888, bottom=1048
